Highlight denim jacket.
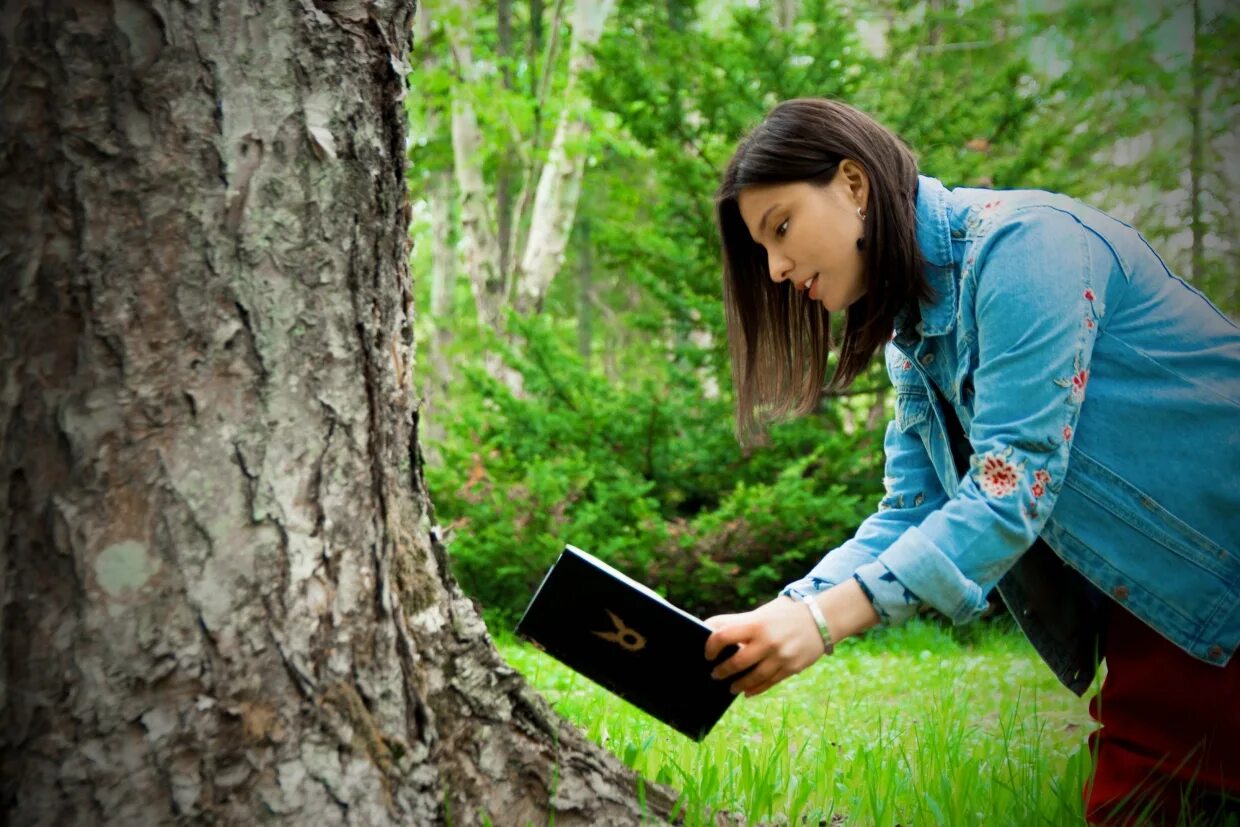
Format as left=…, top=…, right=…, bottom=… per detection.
left=782, top=175, right=1240, bottom=692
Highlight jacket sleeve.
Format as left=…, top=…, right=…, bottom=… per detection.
left=779, top=397, right=948, bottom=620
left=852, top=206, right=1107, bottom=624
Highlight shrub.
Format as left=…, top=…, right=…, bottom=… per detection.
left=426, top=318, right=885, bottom=630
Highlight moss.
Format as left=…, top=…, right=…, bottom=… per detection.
left=391, top=530, right=437, bottom=618
left=323, top=680, right=396, bottom=780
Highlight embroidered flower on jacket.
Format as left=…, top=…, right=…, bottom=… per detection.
left=965, top=200, right=1006, bottom=238
left=972, top=448, right=1023, bottom=498
left=1063, top=425, right=1073, bottom=441
left=1031, top=469, right=1052, bottom=498
left=1083, top=287, right=1106, bottom=321
left=1055, top=355, right=1090, bottom=404
left=902, top=359, right=912, bottom=370
left=1085, top=316, right=1095, bottom=330
left=1070, top=369, right=1089, bottom=402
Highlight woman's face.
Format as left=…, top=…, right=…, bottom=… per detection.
left=736, top=162, right=869, bottom=312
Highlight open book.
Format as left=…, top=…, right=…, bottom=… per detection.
left=516, top=544, right=752, bottom=741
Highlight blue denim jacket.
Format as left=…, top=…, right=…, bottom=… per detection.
left=782, top=175, right=1240, bottom=689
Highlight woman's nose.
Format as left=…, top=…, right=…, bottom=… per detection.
left=768, top=251, right=793, bottom=283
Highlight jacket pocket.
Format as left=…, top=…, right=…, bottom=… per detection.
left=895, top=392, right=930, bottom=434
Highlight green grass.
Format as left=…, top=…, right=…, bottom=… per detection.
left=497, top=617, right=1099, bottom=826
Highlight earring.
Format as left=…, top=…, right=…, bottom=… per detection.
left=856, top=206, right=867, bottom=250
left=857, top=206, right=867, bottom=221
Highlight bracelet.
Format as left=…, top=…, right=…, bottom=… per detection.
left=797, top=592, right=835, bottom=656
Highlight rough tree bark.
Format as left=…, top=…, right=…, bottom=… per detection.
left=0, top=2, right=679, bottom=824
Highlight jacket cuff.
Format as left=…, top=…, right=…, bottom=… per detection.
left=851, top=564, right=921, bottom=626
left=779, top=583, right=814, bottom=601
left=872, top=526, right=991, bottom=625
left=779, top=545, right=886, bottom=601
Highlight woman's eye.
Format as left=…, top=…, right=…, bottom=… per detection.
left=776, top=219, right=788, bottom=238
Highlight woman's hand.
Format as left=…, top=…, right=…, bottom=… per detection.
left=704, top=579, right=881, bottom=698
left=702, top=595, right=826, bottom=698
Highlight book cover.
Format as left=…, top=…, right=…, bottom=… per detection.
left=515, top=544, right=752, bottom=741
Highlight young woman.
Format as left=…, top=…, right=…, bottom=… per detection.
left=701, top=98, right=1240, bottom=824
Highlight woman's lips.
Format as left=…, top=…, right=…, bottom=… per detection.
left=805, top=273, right=819, bottom=299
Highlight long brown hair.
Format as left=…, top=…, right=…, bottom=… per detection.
left=716, top=98, right=934, bottom=446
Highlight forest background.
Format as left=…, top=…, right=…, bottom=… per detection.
left=406, top=0, right=1239, bottom=631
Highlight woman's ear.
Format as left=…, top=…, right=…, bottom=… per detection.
left=838, top=159, right=870, bottom=212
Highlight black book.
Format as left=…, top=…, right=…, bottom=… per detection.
left=515, top=544, right=752, bottom=741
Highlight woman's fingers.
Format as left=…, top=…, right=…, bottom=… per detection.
left=703, top=615, right=755, bottom=660
left=711, top=638, right=767, bottom=681
left=705, top=597, right=825, bottom=698
left=703, top=614, right=739, bottom=631
left=729, top=660, right=781, bottom=695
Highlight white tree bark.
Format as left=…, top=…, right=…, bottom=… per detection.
left=775, top=0, right=800, bottom=30
left=424, top=168, right=456, bottom=452
left=0, top=2, right=680, bottom=823
left=444, top=0, right=507, bottom=332
left=416, top=6, right=457, bottom=458
left=514, top=0, right=617, bottom=315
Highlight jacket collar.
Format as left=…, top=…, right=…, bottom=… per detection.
left=896, top=175, right=958, bottom=339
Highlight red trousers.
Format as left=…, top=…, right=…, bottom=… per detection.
left=1085, top=603, right=1240, bottom=825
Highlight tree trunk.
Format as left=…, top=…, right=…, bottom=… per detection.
left=496, top=0, right=516, bottom=281
left=774, top=0, right=799, bottom=31
left=424, top=169, right=456, bottom=462
left=513, top=0, right=616, bottom=315
left=0, top=3, right=678, bottom=824
left=417, top=6, right=455, bottom=462
left=445, top=0, right=507, bottom=333
left=578, top=219, right=594, bottom=363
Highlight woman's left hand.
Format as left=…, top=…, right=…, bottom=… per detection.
left=703, top=595, right=826, bottom=698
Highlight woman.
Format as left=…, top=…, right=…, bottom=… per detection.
left=701, top=98, right=1240, bottom=824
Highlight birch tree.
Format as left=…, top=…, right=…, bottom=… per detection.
left=438, top=0, right=616, bottom=326
left=415, top=6, right=457, bottom=455
left=444, top=0, right=508, bottom=332
left=512, top=0, right=617, bottom=314
left=0, top=2, right=679, bottom=823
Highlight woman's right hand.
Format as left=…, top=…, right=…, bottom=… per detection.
left=703, top=595, right=828, bottom=698
left=704, top=580, right=881, bottom=698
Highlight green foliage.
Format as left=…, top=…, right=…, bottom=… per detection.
left=426, top=316, right=884, bottom=628
left=412, top=0, right=1240, bottom=632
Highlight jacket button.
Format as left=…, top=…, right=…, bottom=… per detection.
left=1208, top=645, right=1224, bottom=661
left=1112, top=585, right=1129, bottom=600
left=921, top=352, right=935, bottom=365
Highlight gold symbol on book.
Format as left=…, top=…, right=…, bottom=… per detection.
left=593, top=609, right=647, bottom=652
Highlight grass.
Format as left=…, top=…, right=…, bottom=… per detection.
left=496, top=616, right=1099, bottom=826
